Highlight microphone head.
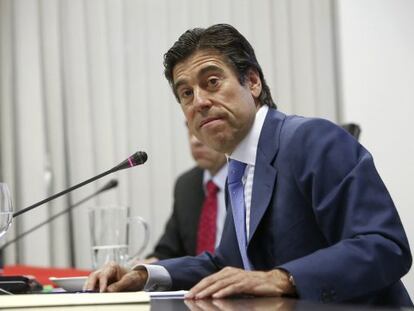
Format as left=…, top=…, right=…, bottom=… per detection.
left=130, top=151, right=148, bottom=166
left=112, top=151, right=148, bottom=172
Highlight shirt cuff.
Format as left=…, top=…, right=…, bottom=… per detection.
left=132, top=264, right=172, bottom=291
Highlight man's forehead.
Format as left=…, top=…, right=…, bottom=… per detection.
left=172, top=50, right=229, bottom=83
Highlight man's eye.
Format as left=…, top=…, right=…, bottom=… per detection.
left=181, top=89, right=193, bottom=98
left=207, top=78, right=220, bottom=87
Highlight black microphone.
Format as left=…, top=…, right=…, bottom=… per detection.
left=0, top=179, right=118, bottom=251
left=98, top=179, right=118, bottom=192
left=12, top=151, right=147, bottom=218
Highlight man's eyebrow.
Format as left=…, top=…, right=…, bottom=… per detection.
left=197, top=65, right=224, bottom=78
left=173, top=65, right=225, bottom=93
left=174, top=79, right=187, bottom=93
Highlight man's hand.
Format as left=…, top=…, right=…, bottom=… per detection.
left=83, top=261, right=148, bottom=292
left=185, top=267, right=296, bottom=299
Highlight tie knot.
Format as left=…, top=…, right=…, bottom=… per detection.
left=228, top=159, right=247, bottom=184
left=206, top=180, right=219, bottom=195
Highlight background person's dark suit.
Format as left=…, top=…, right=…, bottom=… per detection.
left=147, top=167, right=205, bottom=259
left=156, top=109, right=412, bottom=306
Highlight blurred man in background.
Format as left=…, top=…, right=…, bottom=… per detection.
left=144, top=130, right=227, bottom=263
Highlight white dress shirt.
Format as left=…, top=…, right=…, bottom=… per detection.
left=229, top=105, right=268, bottom=239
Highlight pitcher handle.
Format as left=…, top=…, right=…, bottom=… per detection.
left=128, top=216, right=150, bottom=260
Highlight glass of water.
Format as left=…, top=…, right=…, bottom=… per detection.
left=88, top=205, right=149, bottom=270
left=0, top=183, right=13, bottom=240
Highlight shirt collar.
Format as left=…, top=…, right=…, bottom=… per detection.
left=203, top=163, right=228, bottom=190
left=228, top=105, right=269, bottom=166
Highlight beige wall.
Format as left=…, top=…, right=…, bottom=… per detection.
left=336, top=0, right=414, bottom=295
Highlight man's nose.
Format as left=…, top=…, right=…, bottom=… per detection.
left=193, top=87, right=212, bottom=108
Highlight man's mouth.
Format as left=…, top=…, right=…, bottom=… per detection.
left=199, top=117, right=222, bottom=128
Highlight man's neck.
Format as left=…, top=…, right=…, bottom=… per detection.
left=228, top=105, right=269, bottom=166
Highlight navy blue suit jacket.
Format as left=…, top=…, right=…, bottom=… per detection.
left=157, top=109, right=412, bottom=306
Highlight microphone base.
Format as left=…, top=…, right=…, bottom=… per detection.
left=0, top=275, right=43, bottom=294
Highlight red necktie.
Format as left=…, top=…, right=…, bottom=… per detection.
left=196, top=180, right=219, bottom=254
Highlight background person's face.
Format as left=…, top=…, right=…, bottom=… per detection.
left=189, top=133, right=226, bottom=175
left=173, top=50, right=262, bottom=154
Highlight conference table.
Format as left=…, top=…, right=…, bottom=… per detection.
left=1, top=265, right=412, bottom=310
left=0, top=296, right=409, bottom=311
left=1, top=292, right=410, bottom=310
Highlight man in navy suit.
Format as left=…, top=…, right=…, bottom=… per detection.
left=85, top=24, right=412, bottom=306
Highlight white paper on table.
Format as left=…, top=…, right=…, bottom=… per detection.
left=0, top=291, right=150, bottom=308
left=149, top=290, right=188, bottom=299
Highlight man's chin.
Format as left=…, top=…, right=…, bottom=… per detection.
left=195, top=159, right=213, bottom=171
left=196, top=132, right=231, bottom=153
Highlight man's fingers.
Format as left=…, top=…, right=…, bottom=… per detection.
left=98, top=272, right=109, bottom=292
left=106, top=274, right=135, bottom=292
left=98, top=264, right=120, bottom=292
left=189, top=267, right=241, bottom=293
left=211, top=282, right=243, bottom=298
left=84, top=270, right=101, bottom=291
left=107, top=270, right=146, bottom=292
left=187, top=267, right=245, bottom=299
left=83, top=262, right=128, bottom=292
left=188, top=268, right=287, bottom=299
left=195, top=274, right=241, bottom=299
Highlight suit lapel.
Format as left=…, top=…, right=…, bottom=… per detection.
left=248, top=109, right=285, bottom=243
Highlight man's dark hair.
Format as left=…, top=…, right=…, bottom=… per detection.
left=163, top=24, right=276, bottom=108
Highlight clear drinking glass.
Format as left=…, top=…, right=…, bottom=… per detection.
left=0, top=183, right=13, bottom=240
left=88, top=205, right=149, bottom=269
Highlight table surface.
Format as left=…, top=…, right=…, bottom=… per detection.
left=0, top=292, right=410, bottom=310
left=150, top=297, right=411, bottom=311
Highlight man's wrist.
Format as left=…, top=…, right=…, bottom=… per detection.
left=288, top=273, right=296, bottom=288
left=272, top=269, right=297, bottom=296
left=136, top=268, right=149, bottom=283
left=134, top=264, right=172, bottom=291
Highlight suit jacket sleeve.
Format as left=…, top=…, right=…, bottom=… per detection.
left=277, top=118, right=412, bottom=303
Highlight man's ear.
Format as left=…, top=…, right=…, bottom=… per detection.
left=246, top=69, right=262, bottom=99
